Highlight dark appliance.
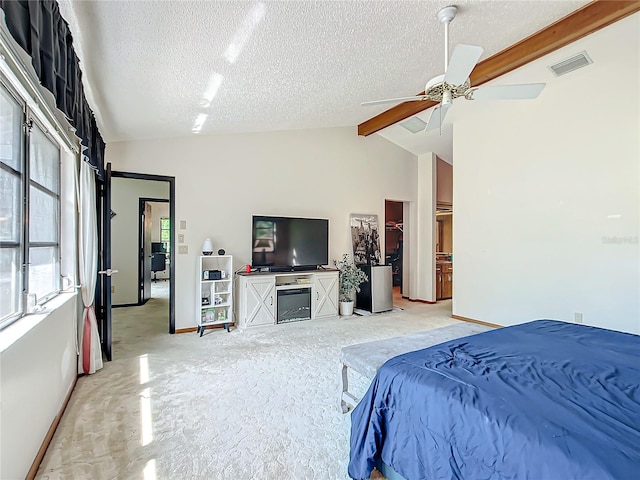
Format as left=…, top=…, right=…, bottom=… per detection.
left=356, top=265, right=393, bottom=313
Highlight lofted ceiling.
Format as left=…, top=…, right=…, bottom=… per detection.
left=56, top=0, right=592, bottom=149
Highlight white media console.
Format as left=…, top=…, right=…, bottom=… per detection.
left=235, top=269, right=339, bottom=330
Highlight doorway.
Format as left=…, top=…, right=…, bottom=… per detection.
left=435, top=156, right=453, bottom=302
left=385, top=200, right=404, bottom=298
left=110, top=171, right=176, bottom=334
left=138, top=198, right=170, bottom=304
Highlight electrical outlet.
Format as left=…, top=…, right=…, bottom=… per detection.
left=111, top=285, right=115, bottom=293
left=178, top=234, right=185, bottom=243
left=180, top=220, right=187, bottom=229
left=178, top=245, right=188, bottom=254
left=574, top=312, right=583, bottom=324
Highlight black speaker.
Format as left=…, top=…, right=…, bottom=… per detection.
left=218, top=248, right=225, bottom=255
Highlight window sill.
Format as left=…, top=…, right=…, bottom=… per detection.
left=0, top=291, right=78, bottom=354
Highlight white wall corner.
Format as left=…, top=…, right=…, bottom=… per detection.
left=412, top=152, right=436, bottom=302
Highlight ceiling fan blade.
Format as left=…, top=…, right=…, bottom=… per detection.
left=444, top=44, right=484, bottom=86
left=425, top=103, right=451, bottom=131
left=361, top=95, right=431, bottom=107
left=467, top=83, right=546, bottom=100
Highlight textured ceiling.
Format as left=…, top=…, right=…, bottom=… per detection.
left=56, top=0, right=589, bottom=145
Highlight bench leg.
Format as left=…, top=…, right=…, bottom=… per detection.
left=339, top=364, right=361, bottom=413
left=339, top=363, right=349, bottom=414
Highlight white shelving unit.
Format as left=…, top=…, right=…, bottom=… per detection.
left=197, top=255, right=233, bottom=336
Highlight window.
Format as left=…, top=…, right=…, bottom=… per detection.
left=0, top=83, right=24, bottom=321
left=0, top=79, right=61, bottom=328
left=160, top=217, right=170, bottom=252
left=28, top=122, right=60, bottom=302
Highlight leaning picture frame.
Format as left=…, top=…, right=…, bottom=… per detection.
left=350, top=214, right=381, bottom=265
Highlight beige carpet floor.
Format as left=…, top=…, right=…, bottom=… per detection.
left=36, top=292, right=462, bottom=479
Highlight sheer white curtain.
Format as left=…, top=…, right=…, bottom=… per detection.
left=77, top=160, right=103, bottom=374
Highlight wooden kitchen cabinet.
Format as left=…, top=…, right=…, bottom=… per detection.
left=436, top=262, right=452, bottom=300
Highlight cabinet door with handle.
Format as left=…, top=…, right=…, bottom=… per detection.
left=243, top=277, right=276, bottom=327
left=313, top=272, right=339, bottom=318
left=443, top=273, right=452, bottom=299
left=436, top=273, right=443, bottom=300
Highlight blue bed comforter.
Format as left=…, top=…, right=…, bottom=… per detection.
left=348, top=320, right=640, bottom=480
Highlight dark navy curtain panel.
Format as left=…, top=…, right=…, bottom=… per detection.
left=1, top=0, right=105, bottom=179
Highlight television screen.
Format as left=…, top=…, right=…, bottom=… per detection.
left=252, top=216, right=328, bottom=269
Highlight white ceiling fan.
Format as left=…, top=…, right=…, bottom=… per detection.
left=362, top=5, right=546, bottom=131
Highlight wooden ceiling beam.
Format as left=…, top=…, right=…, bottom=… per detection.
left=358, top=0, right=640, bottom=136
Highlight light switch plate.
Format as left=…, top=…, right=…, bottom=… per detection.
left=180, top=220, right=187, bottom=229
left=178, top=245, right=188, bottom=254
left=178, top=234, right=185, bottom=243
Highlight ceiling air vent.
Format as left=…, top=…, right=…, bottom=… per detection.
left=400, top=117, right=427, bottom=133
left=549, top=51, right=593, bottom=77
left=400, top=116, right=427, bottom=134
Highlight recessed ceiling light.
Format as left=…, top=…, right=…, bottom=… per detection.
left=400, top=116, right=427, bottom=134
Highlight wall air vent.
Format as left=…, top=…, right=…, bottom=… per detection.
left=400, top=116, right=427, bottom=134
left=549, top=51, right=593, bottom=77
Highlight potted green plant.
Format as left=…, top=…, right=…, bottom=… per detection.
left=334, top=253, right=368, bottom=316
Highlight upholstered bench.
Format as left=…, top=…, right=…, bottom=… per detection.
left=339, top=322, right=492, bottom=413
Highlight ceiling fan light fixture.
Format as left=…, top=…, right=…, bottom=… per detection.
left=424, top=75, right=470, bottom=102
left=363, top=4, right=543, bottom=124
left=442, top=90, right=453, bottom=107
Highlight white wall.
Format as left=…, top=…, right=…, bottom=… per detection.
left=411, top=153, right=436, bottom=302
left=0, top=293, right=78, bottom=480
left=453, top=13, right=640, bottom=334
left=111, top=177, right=169, bottom=304
left=106, top=126, right=418, bottom=329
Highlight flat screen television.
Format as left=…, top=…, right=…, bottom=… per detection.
left=251, top=215, right=329, bottom=270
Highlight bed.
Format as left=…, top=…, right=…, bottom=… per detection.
left=348, top=320, right=640, bottom=480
